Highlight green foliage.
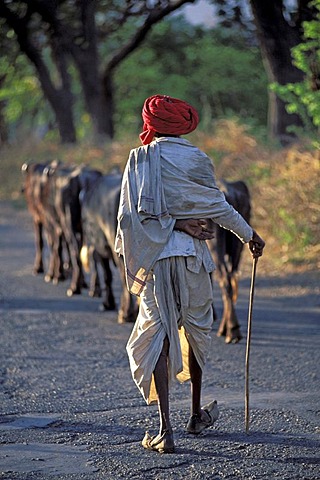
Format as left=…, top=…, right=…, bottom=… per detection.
left=0, top=47, right=91, bottom=142
left=270, top=1, right=320, bottom=132
left=277, top=207, right=312, bottom=250
left=114, top=20, right=268, bottom=137
left=0, top=12, right=267, bottom=142
left=0, top=54, right=53, bottom=140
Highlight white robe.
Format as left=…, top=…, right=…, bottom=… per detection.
left=115, top=137, right=253, bottom=404
left=115, top=137, right=252, bottom=294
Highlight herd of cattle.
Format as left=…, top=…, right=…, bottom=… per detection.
left=22, top=160, right=251, bottom=344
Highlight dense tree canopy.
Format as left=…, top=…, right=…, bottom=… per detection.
left=208, top=0, right=319, bottom=142
left=0, top=0, right=318, bottom=145
left=114, top=22, right=268, bottom=136
left=0, top=0, right=195, bottom=143
left=271, top=1, right=320, bottom=134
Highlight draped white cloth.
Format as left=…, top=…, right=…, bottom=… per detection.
left=115, top=137, right=253, bottom=404
left=115, top=137, right=252, bottom=294
left=126, top=257, right=214, bottom=404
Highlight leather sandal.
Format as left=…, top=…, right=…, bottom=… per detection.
left=186, top=400, right=219, bottom=434
left=141, top=429, right=175, bottom=453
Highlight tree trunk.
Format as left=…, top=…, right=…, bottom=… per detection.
left=72, top=49, right=113, bottom=140
left=249, top=0, right=304, bottom=144
left=0, top=3, right=77, bottom=144
left=0, top=105, right=8, bottom=146
left=31, top=56, right=77, bottom=144
left=99, top=0, right=196, bottom=139
left=50, top=37, right=77, bottom=144
left=102, top=74, right=114, bottom=140
left=0, top=84, right=8, bottom=146
left=50, top=90, right=77, bottom=144
left=69, top=1, right=113, bottom=140
left=82, top=75, right=113, bottom=140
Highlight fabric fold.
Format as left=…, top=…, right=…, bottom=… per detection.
left=126, top=257, right=213, bottom=404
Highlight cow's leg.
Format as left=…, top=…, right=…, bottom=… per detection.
left=225, top=303, right=242, bottom=344
left=88, top=249, right=102, bottom=298
left=66, top=247, right=87, bottom=296
left=64, top=229, right=84, bottom=296
left=231, top=273, right=239, bottom=303
left=59, top=205, right=83, bottom=296
left=117, top=258, right=138, bottom=324
left=216, top=268, right=229, bottom=338
left=33, top=221, right=44, bottom=274
left=226, top=272, right=242, bottom=343
left=99, top=254, right=116, bottom=311
left=118, top=288, right=138, bottom=323
left=45, top=227, right=65, bottom=284
left=209, top=272, right=219, bottom=323
left=217, top=294, right=242, bottom=343
left=44, top=228, right=55, bottom=282
left=216, top=282, right=228, bottom=338
left=217, top=273, right=242, bottom=344
left=66, top=244, right=82, bottom=296
left=62, top=236, right=72, bottom=272
left=52, top=233, right=66, bottom=284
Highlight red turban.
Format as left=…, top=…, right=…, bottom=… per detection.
left=139, top=94, right=199, bottom=145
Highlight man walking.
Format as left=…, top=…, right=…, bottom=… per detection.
left=115, top=94, right=265, bottom=453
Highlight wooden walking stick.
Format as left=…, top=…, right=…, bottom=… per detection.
left=245, top=256, right=258, bottom=434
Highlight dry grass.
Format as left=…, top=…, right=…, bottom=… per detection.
left=1, top=121, right=319, bottom=276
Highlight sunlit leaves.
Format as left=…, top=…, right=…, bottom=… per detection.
left=270, top=2, right=320, bottom=132
left=114, top=21, right=268, bottom=135
left=0, top=54, right=50, bottom=131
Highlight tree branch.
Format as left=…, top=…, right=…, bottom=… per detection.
left=0, top=2, right=57, bottom=101
left=104, top=0, right=195, bottom=75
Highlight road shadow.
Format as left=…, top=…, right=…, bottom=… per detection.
left=0, top=295, right=116, bottom=314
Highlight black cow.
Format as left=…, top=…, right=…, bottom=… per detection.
left=80, top=173, right=250, bottom=333
left=30, top=161, right=102, bottom=295
left=80, top=173, right=138, bottom=323
left=52, top=165, right=102, bottom=296
left=207, top=180, right=251, bottom=344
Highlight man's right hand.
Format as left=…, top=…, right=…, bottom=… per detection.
left=249, top=230, right=265, bottom=258
left=174, top=219, right=215, bottom=240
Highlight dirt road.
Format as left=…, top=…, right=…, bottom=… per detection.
left=0, top=201, right=319, bottom=479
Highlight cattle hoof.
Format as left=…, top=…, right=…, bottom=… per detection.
left=67, top=288, right=81, bottom=297
left=225, top=334, right=243, bottom=344
left=33, top=267, right=44, bottom=275
left=99, top=303, right=116, bottom=312
left=52, top=278, right=59, bottom=286
left=44, top=274, right=52, bottom=283
left=118, top=316, right=135, bottom=324
left=89, top=289, right=101, bottom=298
left=216, top=330, right=225, bottom=338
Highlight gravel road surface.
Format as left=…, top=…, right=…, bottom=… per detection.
left=0, top=201, right=319, bottom=480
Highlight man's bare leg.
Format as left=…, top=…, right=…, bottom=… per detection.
left=153, top=336, right=172, bottom=435
left=189, top=345, right=211, bottom=423
left=142, top=336, right=175, bottom=452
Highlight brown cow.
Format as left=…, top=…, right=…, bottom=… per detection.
left=21, top=160, right=65, bottom=280
left=22, top=162, right=48, bottom=275
left=207, top=179, right=251, bottom=344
